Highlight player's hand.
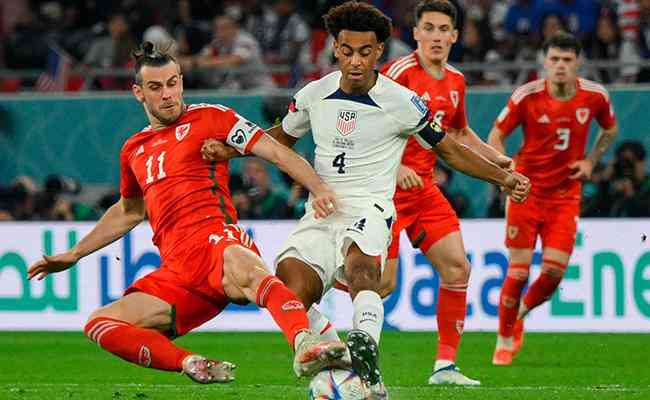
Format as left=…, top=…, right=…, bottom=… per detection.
left=396, top=165, right=423, bottom=190
left=503, top=172, right=531, bottom=202
left=311, top=185, right=338, bottom=219
left=201, top=139, right=238, bottom=162
left=27, top=251, right=80, bottom=281
left=569, top=159, right=593, bottom=180
left=495, top=154, right=514, bottom=172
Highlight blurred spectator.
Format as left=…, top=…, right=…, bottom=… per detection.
left=504, top=0, right=542, bottom=40
left=181, top=14, right=275, bottom=90
left=242, top=159, right=288, bottom=220
left=435, top=163, right=470, bottom=217
left=459, top=16, right=492, bottom=85
left=638, top=0, right=650, bottom=82
left=228, top=173, right=253, bottom=220
left=3, top=7, right=48, bottom=69
left=606, top=141, right=650, bottom=217
left=533, top=12, right=569, bottom=78
left=0, top=176, right=38, bottom=220
left=83, top=13, right=135, bottom=69
left=33, top=174, right=96, bottom=221
left=583, top=141, right=650, bottom=217
left=486, top=184, right=507, bottom=218
left=616, top=0, right=641, bottom=42
left=173, top=0, right=213, bottom=57
left=536, top=0, right=598, bottom=39
left=245, top=0, right=311, bottom=87
left=585, top=8, right=639, bottom=83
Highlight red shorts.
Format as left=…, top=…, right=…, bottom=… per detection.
left=125, top=223, right=259, bottom=337
left=505, top=194, right=580, bottom=253
left=388, top=184, right=460, bottom=259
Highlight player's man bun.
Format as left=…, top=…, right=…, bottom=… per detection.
left=132, top=41, right=177, bottom=84
left=323, top=1, right=392, bottom=43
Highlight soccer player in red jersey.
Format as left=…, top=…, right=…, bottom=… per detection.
left=26, top=42, right=347, bottom=382
left=379, top=0, right=514, bottom=385
left=488, top=32, right=618, bottom=365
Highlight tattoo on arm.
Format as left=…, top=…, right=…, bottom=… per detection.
left=587, top=128, right=617, bottom=163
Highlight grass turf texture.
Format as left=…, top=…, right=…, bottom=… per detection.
left=1, top=332, right=648, bottom=399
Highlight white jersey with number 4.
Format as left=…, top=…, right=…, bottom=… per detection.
left=282, top=71, right=433, bottom=213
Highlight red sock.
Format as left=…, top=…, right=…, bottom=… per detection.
left=436, top=284, right=467, bottom=362
left=498, top=263, right=529, bottom=337
left=523, top=260, right=564, bottom=310
left=84, top=317, right=191, bottom=371
left=256, top=276, right=310, bottom=349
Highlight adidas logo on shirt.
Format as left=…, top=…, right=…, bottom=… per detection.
left=537, top=114, right=550, bottom=123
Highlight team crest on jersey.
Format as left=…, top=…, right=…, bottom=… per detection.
left=576, top=108, right=590, bottom=124
left=450, top=90, right=459, bottom=108
left=337, top=110, right=357, bottom=136
left=410, top=95, right=428, bottom=116
left=507, top=225, right=518, bottom=239
left=175, top=123, right=191, bottom=141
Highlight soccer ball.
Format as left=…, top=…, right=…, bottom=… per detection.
left=308, top=368, right=369, bottom=399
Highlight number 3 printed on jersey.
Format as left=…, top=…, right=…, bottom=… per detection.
left=554, top=128, right=570, bottom=151
left=145, top=151, right=167, bottom=184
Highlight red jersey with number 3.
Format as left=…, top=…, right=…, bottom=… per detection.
left=495, top=78, right=616, bottom=199
left=381, top=52, right=468, bottom=200
left=119, top=103, right=264, bottom=257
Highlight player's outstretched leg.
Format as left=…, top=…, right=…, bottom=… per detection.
left=493, top=262, right=530, bottom=365
left=84, top=293, right=236, bottom=384
left=223, top=246, right=346, bottom=377
left=344, top=244, right=387, bottom=399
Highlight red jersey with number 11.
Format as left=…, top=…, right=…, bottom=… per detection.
left=119, top=103, right=264, bottom=257
left=495, top=78, right=616, bottom=199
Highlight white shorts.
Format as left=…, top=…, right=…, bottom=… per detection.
left=275, top=200, right=394, bottom=296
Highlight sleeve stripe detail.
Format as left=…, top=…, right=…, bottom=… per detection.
left=387, top=60, right=417, bottom=80
left=243, top=128, right=264, bottom=154
left=578, top=78, right=610, bottom=101
left=385, top=54, right=416, bottom=77
left=445, top=63, right=464, bottom=76
left=511, top=79, right=545, bottom=104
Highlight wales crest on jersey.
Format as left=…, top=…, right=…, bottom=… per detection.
left=336, top=110, right=357, bottom=136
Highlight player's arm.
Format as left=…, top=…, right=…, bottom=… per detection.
left=249, top=134, right=336, bottom=219
left=27, top=196, right=146, bottom=280
left=450, top=126, right=513, bottom=170
left=200, top=124, right=299, bottom=162
left=570, top=124, right=618, bottom=180
left=487, top=126, right=508, bottom=157
left=431, top=132, right=530, bottom=202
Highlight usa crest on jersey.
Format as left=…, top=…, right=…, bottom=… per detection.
left=336, top=110, right=357, bottom=135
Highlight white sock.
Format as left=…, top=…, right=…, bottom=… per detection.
left=294, top=330, right=309, bottom=351
left=352, top=290, right=384, bottom=345
left=307, top=306, right=340, bottom=342
left=434, top=359, right=454, bottom=371
left=517, top=302, right=529, bottom=320
left=496, top=335, right=514, bottom=351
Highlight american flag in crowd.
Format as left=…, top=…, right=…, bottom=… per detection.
left=36, top=45, right=72, bottom=92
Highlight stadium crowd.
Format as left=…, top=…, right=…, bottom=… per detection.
left=0, top=0, right=648, bottom=220
left=0, top=139, right=648, bottom=220
left=1, top=0, right=650, bottom=90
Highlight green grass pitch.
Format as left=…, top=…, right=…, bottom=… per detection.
left=1, top=331, right=649, bottom=399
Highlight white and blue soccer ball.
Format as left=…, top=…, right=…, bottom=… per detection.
left=308, top=368, right=369, bottom=400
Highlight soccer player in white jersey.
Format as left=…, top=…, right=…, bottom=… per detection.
left=202, top=2, right=530, bottom=397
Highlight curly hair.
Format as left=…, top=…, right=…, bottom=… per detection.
left=323, top=1, right=392, bottom=43
left=132, top=41, right=177, bottom=84
left=415, top=0, right=457, bottom=27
